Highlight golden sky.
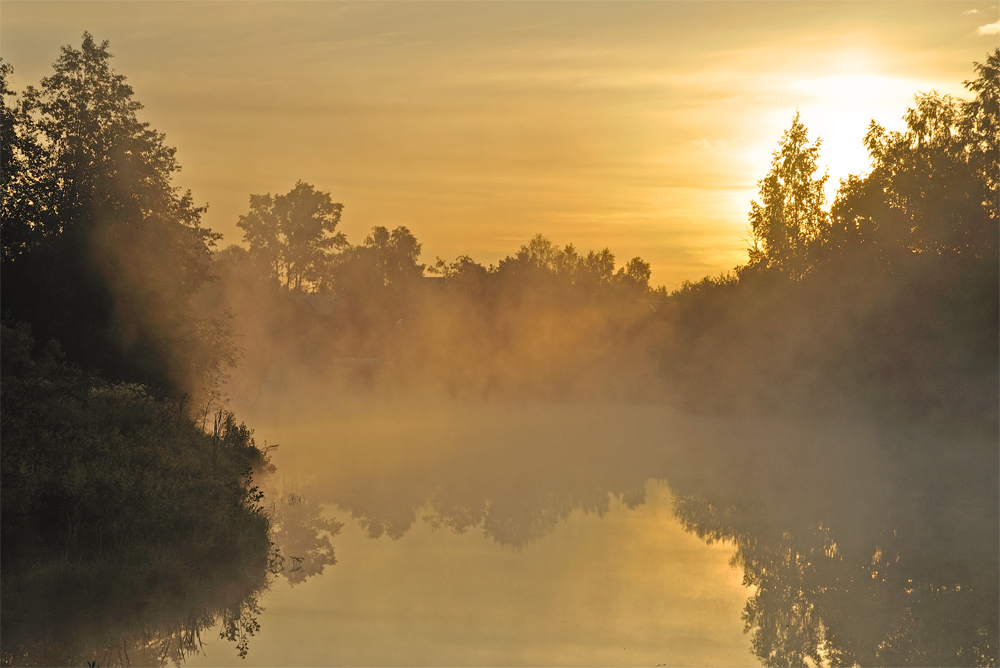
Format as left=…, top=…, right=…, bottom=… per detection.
left=2, top=1, right=997, bottom=287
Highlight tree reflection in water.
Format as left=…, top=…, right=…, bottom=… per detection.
left=12, top=409, right=993, bottom=667
left=674, top=495, right=998, bottom=667
left=268, top=491, right=343, bottom=585
left=0, top=490, right=340, bottom=667
left=667, top=422, right=999, bottom=668
left=0, top=560, right=271, bottom=667
left=282, top=404, right=996, bottom=667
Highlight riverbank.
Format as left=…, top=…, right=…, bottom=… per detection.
left=0, top=319, right=275, bottom=666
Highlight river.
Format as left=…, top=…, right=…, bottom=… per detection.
left=175, top=398, right=997, bottom=666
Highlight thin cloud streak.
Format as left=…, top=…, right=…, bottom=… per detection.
left=0, top=1, right=993, bottom=288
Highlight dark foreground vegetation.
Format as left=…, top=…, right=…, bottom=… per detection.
left=1, top=31, right=996, bottom=667
left=0, top=319, right=275, bottom=666
left=1, top=319, right=271, bottom=567
left=1, top=35, right=276, bottom=665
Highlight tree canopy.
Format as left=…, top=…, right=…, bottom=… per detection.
left=1, top=33, right=226, bottom=397
left=746, top=111, right=828, bottom=278
left=489, top=234, right=653, bottom=294
left=328, top=225, right=424, bottom=304
left=237, top=181, right=345, bottom=292
left=825, top=49, right=999, bottom=271
left=745, top=50, right=999, bottom=280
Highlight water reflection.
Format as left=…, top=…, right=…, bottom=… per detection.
left=276, top=403, right=672, bottom=548
left=268, top=492, right=343, bottom=585
left=13, top=402, right=995, bottom=666
left=668, top=424, right=1000, bottom=667
left=0, top=487, right=342, bottom=667
left=0, top=558, right=270, bottom=667
left=250, top=401, right=997, bottom=666
left=675, top=495, right=998, bottom=667
left=187, top=477, right=752, bottom=667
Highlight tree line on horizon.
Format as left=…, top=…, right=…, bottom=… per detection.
left=224, top=181, right=658, bottom=305
left=1, top=31, right=997, bottom=668
left=209, top=51, right=998, bottom=425
left=1, top=34, right=996, bottom=414
left=220, top=50, right=998, bottom=302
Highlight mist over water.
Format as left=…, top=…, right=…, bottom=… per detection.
left=178, top=374, right=995, bottom=665
left=188, top=236, right=999, bottom=662
left=2, top=28, right=996, bottom=668
left=183, top=165, right=997, bottom=664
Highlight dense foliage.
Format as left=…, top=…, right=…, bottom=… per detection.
left=1, top=322, right=269, bottom=566
left=2, top=32, right=995, bottom=667
left=0, top=320, right=274, bottom=666
left=1, top=35, right=275, bottom=665
left=1, top=33, right=229, bottom=399
left=665, top=51, right=999, bottom=430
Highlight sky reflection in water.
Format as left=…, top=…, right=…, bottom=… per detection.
left=183, top=400, right=996, bottom=666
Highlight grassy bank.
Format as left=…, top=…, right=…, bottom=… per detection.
left=0, top=319, right=275, bottom=666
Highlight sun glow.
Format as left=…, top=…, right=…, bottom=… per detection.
left=1, top=3, right=991, bottom=287
left=793, top=67, right=939, bottom=199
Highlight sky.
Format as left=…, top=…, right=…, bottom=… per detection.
left=2, top=1, right=997, bottom=288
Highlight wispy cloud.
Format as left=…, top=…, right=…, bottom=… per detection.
left=962, top=8, right=980, bottom=15
left=978, top=20, right=1000, bottom=34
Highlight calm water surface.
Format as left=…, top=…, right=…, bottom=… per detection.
left=188, top=402, right=755, bottom=666
left=179, top=399, right=996, bottom=667
left=17, top=400, right=993, bottom=666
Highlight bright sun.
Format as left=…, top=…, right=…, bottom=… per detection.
left=794, top=68, right=926, bottom=199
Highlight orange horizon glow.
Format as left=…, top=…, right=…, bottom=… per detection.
left=2, top=1, right=995, bottom=288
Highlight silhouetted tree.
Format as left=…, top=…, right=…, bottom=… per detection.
left=430, top=254, right=490, bottom=300
left=962, top=49, right=999, bottom=228
left=747, top=112, right=829, bottom=278
left=615, top=256, right=652, bottom=292
left=494, top=234, right=569, bottom=288
left=493, top=234, right=651, bottom=295
left=824, top=51, right=999, bottom=267
left=237, top=181, right=345, bottom=292
left=328, top=225, right=424, bottom=310
left=362, top=225, right=424, bottom=286
left=431, top=254, right=489, bottom=282
left=825, top=172, right=904, bottom=270
left=862, top=93, right=991, bottom=256
left=1, top=61, right=48, bottom=262
left=578, top=248, right=616, bottom=287
left=1, top=33, right=226, bottom=395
